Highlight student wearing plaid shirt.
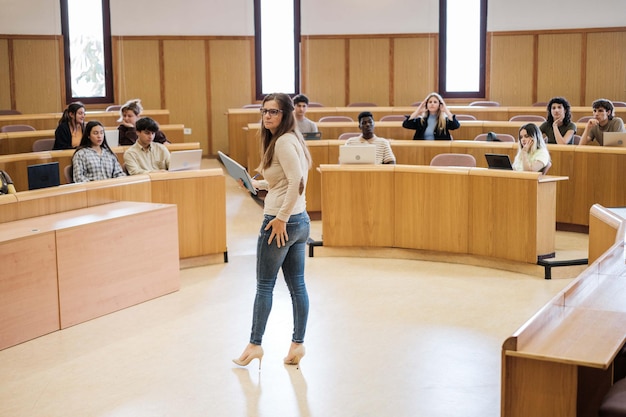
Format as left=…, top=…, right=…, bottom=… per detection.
left=72, top=121, right=126, bottom=183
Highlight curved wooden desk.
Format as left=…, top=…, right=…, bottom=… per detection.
left=0, top=109, right=170, bottom=131
left=0, top=123, right=185, bottom=155
left=501, top=205, right=626, bottom=417
left=0, top=141, right=201, bottom=192
left=319, top=164, right=567, bottom=264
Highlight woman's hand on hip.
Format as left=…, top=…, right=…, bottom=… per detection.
left=266, top=218, right=288, bottom=247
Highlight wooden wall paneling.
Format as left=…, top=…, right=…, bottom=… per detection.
left=209, top=39, right=253, bottom=156
left=12, top=39, right=62, bottom=114
left=537, top=33, right=583, bottom=106
left=113, top=38, right=162, bottom=109
left=0, top=40, right=11, bottom=110
left=393, top=36, right=438, bottom=107
left=304, top=38, right=347, bottom=107
left=489, top=35, right=534, bottom=106
left=348, top=38, right=391, bottom=107
left=162, top=40, right=208, bottom=152
left=585, top=31, right=626, bottom=104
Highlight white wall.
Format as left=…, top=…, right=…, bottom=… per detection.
left=0, top=0, right=622, bottom=36
left=488, top=0, right=626, bottom=31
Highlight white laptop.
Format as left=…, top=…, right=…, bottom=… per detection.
left=603, top=132, right=626, bottom=147
left=339, top=144, right=376, bottom=164
left=105, top=129, right=119, bottom=147
left=169, top=149, right=202, bottom=171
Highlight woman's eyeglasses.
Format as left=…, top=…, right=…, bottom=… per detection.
left=260, top=108, right=283, bottom=117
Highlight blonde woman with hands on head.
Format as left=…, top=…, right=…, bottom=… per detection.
left=403, top=92, right=460, bottom=140
left=233, top=92, right=312, bottom=369
left=512, top=123, right=550, bottom=172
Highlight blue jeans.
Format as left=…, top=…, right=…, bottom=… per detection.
left=250, top=211, right=310, bottom=345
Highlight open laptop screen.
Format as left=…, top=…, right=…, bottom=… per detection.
left=168, top=149, right=202, bottom=171
left=339, top=145, right=376, bottom=164
left=484, top=153, right=513, bottom=170
left=603, top=132, right=626, bottom=147
left=27, top=162, right=61, bottom=190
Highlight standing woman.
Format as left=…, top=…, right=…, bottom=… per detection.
left=53, top=101, right=85, bottom=150
left=512, top=123, right=551, bottom=172
left=403, top=92, right=460, bottom=140
left=539, top=97, right=577, bottom=144
left=233, top=93, right=312, bottom=369
left=72, top=121, right=126, bottom=183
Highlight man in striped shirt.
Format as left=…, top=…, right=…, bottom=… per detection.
left=345, top=111, right=396, bottom=164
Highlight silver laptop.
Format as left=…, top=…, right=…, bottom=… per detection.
left=339, top=144, right=376, bottom=164
left=603, top=132, right=626, bottom=147
left=105, top=129, right=119, bottom=147
left=168, top=149, right=202, bottom=171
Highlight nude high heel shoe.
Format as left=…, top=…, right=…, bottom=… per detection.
left=232, top=344, right=264, bottom=369
left=284, top=343, right=305, bottom=365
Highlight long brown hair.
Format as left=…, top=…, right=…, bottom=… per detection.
left=258, top=93, right=312, bottom=171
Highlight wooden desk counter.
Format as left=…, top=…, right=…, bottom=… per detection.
left=54, top=201, right=180, bottom=328
left=502, top=206, right=626, bottom=417
left=0, top=123, right=185, bottom=156
left=0, top=226, right=59, bottom=350
left=240, top=138, right=624, bottom=229
left=0, top=142, right=201, bottom=191
left=319, top=165, right=564, bottom=264
left=0, top=109, right=170, bottom=131
left=0, top=193, right=18, bottom=223
left=0, top=201, right=180, bottom=349
left=149, top=169, right=227, bottom=259
left=394, top=165, right=471, bottom=253
left=318, top=164, right=395, bottom=247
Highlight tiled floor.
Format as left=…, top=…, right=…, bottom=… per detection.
left=0, top=159, right=588, bottom=417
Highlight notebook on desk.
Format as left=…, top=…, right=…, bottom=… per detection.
left=168, top=149, right=202, bottom=171
left=339, top=144, right=376, bottom=164
left=603, top=132, right=626, bottom=147
left=485, top=153, right=513, bottom=170
left=27, top=162, right=60, bottom=190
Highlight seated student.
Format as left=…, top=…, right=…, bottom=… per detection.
left=402, top=92, right=460, bottom=140
left=123, top=117, right=171, bottom=175
left=292, top=94, right=318, bottom=133
left=53, top=101, right=85, bottom=150
left=512, top=123, right=550, bottom=172
left=540, top=96, right=577, bottom=144
left=579, top=98, right=625, bottom=146
left=72, top=121, right=126, bottom=183
left=117, top=99, right=169, bottom=145
left=344, top=111, right=396, bottom=164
